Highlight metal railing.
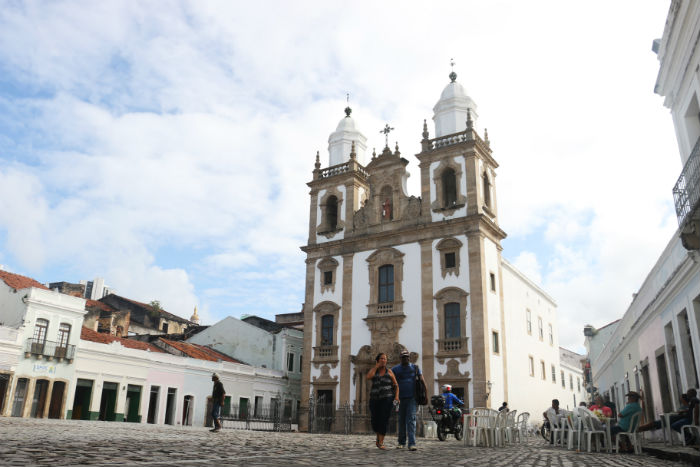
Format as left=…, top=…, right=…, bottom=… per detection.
left=221, top=402, right=298, bottom=432
left=673, top=138, right=700, bottom=226
left=24, top=338, right=75, bottom=360
left=307, top=397, right=429, bottom=435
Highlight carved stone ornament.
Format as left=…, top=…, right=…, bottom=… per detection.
left=436, top=359, right=471, bottom=383
left=312, top=364, right=339, bottom=387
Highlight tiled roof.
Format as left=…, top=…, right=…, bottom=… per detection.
left=80, top=327, right=164, bottom=353
left=85, top=299, right=116, bottom=313
left=106, top=295, right=192, bottom=324
left=0, top=270, right=49, bottom=291
left=159, top=338, right=242, bottom=363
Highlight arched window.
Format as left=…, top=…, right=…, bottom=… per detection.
left=444, top=303, right=461, bottom=338
left=33, top=318, right=48, bottom=343
left=57, top=323, right=71, bottom=348
left=321, top=315, right=334, bottom=346
left=442, top=168, right=457, bottom=208
left=327, top=195, right=338, bottom=230
left=483, top=171, right=491, bottom=208
left=378, top=265, right=394, bottom=303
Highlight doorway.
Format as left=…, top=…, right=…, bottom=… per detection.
left=30, top=379, right=50, bottom=418
left=99, top=382, right=118, bottom=421
left=147, top=386, right=160, bottom=424
left=72, top=379, right=94, bottom=420
left=182, top=395, right=194, bottom=426
left=11, top=378, right=28, bottom=417
left=164, top=387, right=177, bottom=425
left=125, top=385, right=142, bottom=422
left=48, top=381, right=66, bottom=419
left=656, top=352, right=673, bottom=413
left=0, top=373, right=9, bottom=415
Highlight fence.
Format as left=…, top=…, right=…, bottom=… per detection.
left=307, top=398, right=430, bottom=435
left=221, top=401, right=299, bottom=432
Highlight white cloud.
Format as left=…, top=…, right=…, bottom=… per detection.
left=0, top=1, right=681, bottom=350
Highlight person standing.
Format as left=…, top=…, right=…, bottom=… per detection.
left=366, top=353, right=399, bottom=450
left=210, top=373, right=226, bottom=432
left=391, top=349, right=427, bottom=451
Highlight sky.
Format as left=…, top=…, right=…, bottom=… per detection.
left=0, top=1, right=680, bottom=353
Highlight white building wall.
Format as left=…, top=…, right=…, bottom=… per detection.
left=502, top=260, right=561, bottom=420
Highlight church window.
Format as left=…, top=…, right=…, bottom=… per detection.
left=483, top=171, right=491, bottom=208
left=444, top=303, right=461, bottom=338
left=378, top=265, right=394, bottom=303
left=492, top=330, right=499, bottom=354
left=326, top=196, right=338, bottom=231
left=431, top=159, right=466, bottom=215
left=442, top=168, right=457, bottom=208
left=323, top=271, right=333, bottom=286
left=489, top=273, right=496, bottom=292
left=318, top=257, right=339, bottom=293
left=437, top=237, right=462, bottom=278
left=434, top=287, right=469, bottom=358
left=321, top=315, right=334, bottom=346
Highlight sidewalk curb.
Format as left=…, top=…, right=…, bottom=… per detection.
left=642, top=445, right=700, bottom=465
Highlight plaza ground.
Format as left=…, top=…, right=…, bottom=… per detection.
left=0, top=418, right=695, bottom=466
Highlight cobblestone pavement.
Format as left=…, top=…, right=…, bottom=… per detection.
left=0, top=418, right=693, bottom=467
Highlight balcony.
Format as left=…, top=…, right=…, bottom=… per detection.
left=436, top=337, right=469, bottom=360
left=312, top=345, right=339, bottom=364
left=673, top=139, right=700, bottom=250
left=24, top=338, right=75, bottom=361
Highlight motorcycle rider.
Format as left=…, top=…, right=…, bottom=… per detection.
left=441, top=385, right=463, bottom=428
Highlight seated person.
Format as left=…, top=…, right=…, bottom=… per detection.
left=589, top=395, right=613, bottom=418
left=671, top=389, right=699, bottom=445
left=441, top=385, right=463, bottom=426
left=611, top=391, right=643, bottom=452
left=543, top=399, right=560, bottom=444
left=638, top=394, right=689, bottom=432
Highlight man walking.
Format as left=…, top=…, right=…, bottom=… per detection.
left=210, top=373, right=225, bottom=432
left=391, top=349, right=427, bottom=451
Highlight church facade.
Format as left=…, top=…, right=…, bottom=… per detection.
left=299, top=72, right=579, bottom=430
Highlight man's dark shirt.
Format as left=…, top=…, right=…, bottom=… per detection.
left=212, top=380, right=225, bottom=401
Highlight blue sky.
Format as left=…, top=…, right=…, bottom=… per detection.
left=0, top=0, right=679, bottom=352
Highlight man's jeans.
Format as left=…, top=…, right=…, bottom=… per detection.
left=398, top=397, right=417, bottom=447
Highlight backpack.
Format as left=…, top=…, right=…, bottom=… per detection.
left=414, top=364, right=428, bottom=406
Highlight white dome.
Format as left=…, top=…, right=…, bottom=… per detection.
left=328, top=107, right=367, bottom=166
left=336, top=115, right=358, bottom=132
left=439, top=81, right=468, bottom=101
left=432, top=72, right=478, bottom=137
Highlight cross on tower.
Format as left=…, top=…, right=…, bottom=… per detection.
left=380, top=124, right=394, bottom=148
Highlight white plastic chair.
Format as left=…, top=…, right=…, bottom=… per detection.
left=465, top=408, right=496, bottom=447
left=563, top=410, right=582, bottom=450
left=578, top=407, right=610, bottom=453
left=546, top=410, right=565, bottom=446
left=614, top=411, right=642, bottom=454
left=492, top=409, right=510, bottom=446
left=503, top=410, right=519, bottom=444
left=516, top=412, right=530, bottom=441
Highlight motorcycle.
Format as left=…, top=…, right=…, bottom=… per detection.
left=429, top=395, right=464, bottom=441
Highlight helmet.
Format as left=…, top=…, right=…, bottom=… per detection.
left=442, top=384, right=452, bottom=392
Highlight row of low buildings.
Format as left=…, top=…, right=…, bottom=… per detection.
left=0, top=270, right=303, bottom=427
left=584, top=0, right=700, bottom=435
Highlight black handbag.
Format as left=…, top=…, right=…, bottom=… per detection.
left=414, top=365, right=428, bottom=405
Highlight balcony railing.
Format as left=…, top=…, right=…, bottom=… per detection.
left=24, top=338, right=75, bottom=360
left=317, top=161, right=368, bottom=180
left=673, top=138, right=700, bottom=226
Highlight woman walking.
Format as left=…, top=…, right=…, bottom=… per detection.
left=367, top=353, right=399, bottom=449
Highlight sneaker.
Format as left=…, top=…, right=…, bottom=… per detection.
left=396, top=445, right=405, bottom=449
left=408, top=445, right=417, bottom=451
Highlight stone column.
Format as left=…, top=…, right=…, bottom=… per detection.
left=298, top=257, right=316, bottom=432
left=420, top=239, right=435, bottom=394
left=467, top=232, right=490, bottom=406
left=339, top=254, right=354, bottom=404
